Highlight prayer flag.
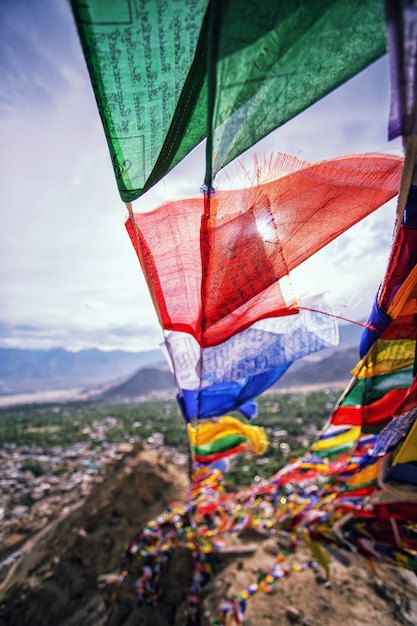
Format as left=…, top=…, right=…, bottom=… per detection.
left=71, top=0, right=387, bottom=200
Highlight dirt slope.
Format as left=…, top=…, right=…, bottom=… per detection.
left=0, top=447, right=416, bottom=626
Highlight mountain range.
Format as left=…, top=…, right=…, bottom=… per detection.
left=0, top=322, right=364, bottom=397
left=101, top=346, right=360, bottom=402
left=0, top=347, right=165, bottom=395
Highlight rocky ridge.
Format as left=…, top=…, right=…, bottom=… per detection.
left=0, top=445, right=416, bottom=626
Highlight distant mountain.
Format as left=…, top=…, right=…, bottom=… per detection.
left=272, top=321, right=362, bottom=390
left=0, top=321, right=364, bottom=397
left=101, top=346, right=360, bottom=401
left=338, top=320, right=364, bottom=350
left=100, top=367, right=176, bottom=399
left=275, top=346, right=358, bottom=390
left=0, top=347, right=165, bottom=394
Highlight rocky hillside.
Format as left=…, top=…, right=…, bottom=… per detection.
left=0, top=445, right=416, bottom=626
left=0, top=444, right=189, bottom=625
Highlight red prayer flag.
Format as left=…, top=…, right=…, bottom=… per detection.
left=127, top=153, right=402, bottom=347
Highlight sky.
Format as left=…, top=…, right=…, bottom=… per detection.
left=0, top=0, right=404, bottom=354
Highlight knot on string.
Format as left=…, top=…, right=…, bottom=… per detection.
left=200, top=183, right=216, bottom=196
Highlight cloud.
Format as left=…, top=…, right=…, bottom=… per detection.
left=0, top=316, right=164, bottom=353
left=0, top=0, right=81, bottom=114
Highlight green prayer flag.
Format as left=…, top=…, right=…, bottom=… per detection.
left=340, top=366, right=414, bottom=407
left=193, top=433, right=247, bottom=456
left=71, top=0, right=387, bottom=201
left=71, top=0, right=210, bottom=201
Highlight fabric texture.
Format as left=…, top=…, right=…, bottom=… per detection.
left=164, top=296, right=338, bottom=390
left=188, top=415, right=268, bottom=464
left=127, top=152, right=402, bottom=347
left=71, top=0, right=387, bottom=200
left=177, top=366, right=291, bottom=421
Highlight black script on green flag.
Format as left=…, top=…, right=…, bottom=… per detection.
left=71, top=0, right=387, bottom=201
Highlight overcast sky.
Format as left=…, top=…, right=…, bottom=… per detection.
left=0, top=0, right=403, bottom=353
